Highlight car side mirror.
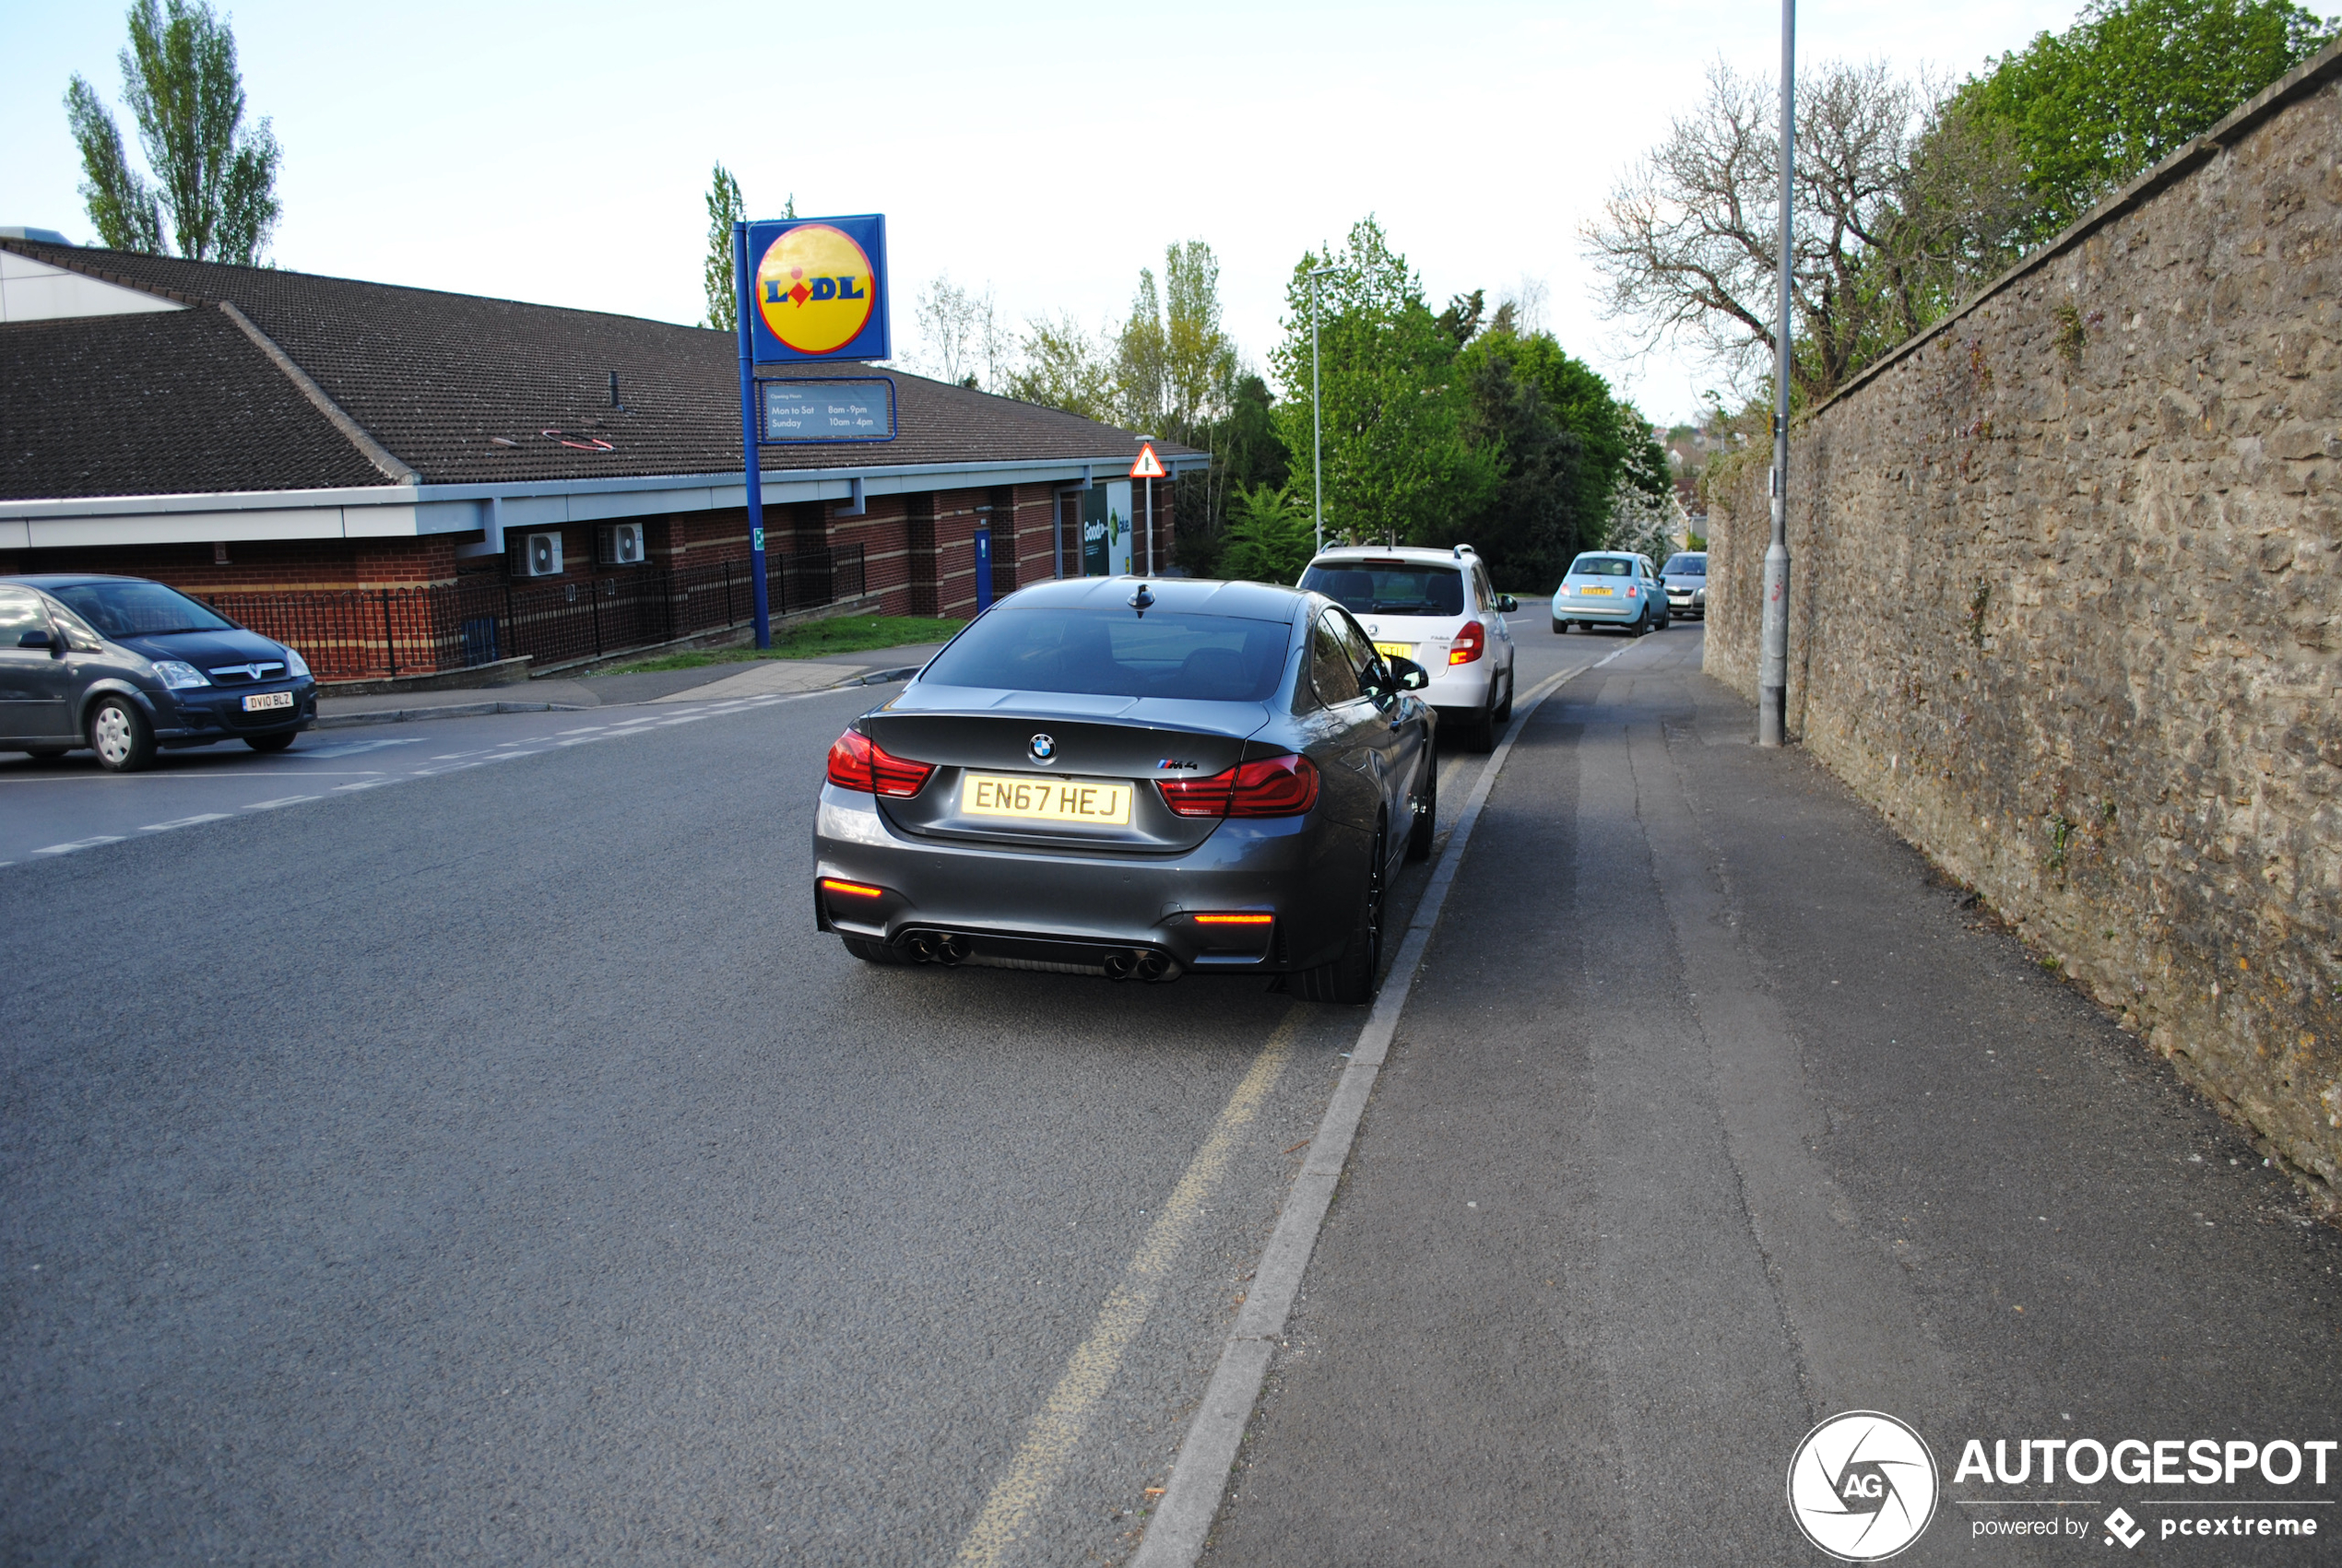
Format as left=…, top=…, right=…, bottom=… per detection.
left=1388, top=655, right=1430, bottom=692
left=1496, top=595, right=1519, bottom=613
left=18, top=630, right=56, bottom=651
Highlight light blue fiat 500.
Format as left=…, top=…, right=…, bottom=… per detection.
left=1551, top=551, right=1669, bottom=635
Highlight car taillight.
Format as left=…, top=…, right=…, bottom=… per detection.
left=825, top=728, right=935, bottom=797
left=1449, top=620, right=1486, bottom=665
left=1158, top=754, right=1320, bottom=818
left=1626, top=585, right=1639, bottom=598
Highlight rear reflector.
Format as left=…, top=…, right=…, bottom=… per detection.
left=825, top=728, right=936, bottom=796
left=1158, top=754, right=1320, bottom=818
left=819, top=878, right=884, bottom=898
left=1193, top=913, right=1273, bottom=925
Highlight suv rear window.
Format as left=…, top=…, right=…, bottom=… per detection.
left=919, top=607, right=1291, bottom=701
left=1300, top=563, right=1464, bottom=617
left=1567, top=556, right=1634, bottom=578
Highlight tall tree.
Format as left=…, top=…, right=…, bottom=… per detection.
left=1114, top=268, right=1168, bottom=429
left=65, top=0, right=279, bottom=263
left=701, top=164, right=746, bottom=332
left=703, top=175, right=789, bottom=333
left=1267, top=216, right=1497, bottom=549
left=1956, top=0, right=2336, bottom=238
left=1159, top=241, right=1238, bottom=439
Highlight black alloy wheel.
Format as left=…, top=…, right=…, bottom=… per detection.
left=246, top=733, right=297, bottom=754
left=1552, top=617, right=1567, bottom=634
left=1405, top=749, right=1438, bottom=862
left=1301, top=822, right=1387, bottom=1005
left=1492, top=668, right=1514, bottom=725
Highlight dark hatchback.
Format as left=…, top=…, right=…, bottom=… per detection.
left=813, top=577, right=1437, bottom=1003
left=0, top=575, right=317, bottom=772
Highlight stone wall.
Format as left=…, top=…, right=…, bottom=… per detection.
left=1707, top=43, right=2342, bottom=1206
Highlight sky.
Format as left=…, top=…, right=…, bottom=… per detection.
left=0, top=0, right=2084, bottom=426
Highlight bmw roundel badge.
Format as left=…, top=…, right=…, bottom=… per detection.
left=1029, top=733, right=1056, bottom=764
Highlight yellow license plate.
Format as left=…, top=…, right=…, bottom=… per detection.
left=1373, top=641, right=1413, bottom=661
left=963, top=773, right=1132, bottom=825
left=1580, top=586, right=1613, bottom=596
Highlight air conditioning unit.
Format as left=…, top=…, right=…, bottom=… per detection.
left=598, top=521, right=646, bottom=567
left=515, top=531, right=563, bottom=577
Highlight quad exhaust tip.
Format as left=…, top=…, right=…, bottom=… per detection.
left=904, top=931, right=1178, bottom=982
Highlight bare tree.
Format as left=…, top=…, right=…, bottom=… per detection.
left=1586, top=58, right=1942, bottom=405
left=912, top=274, right=1004, bottom=387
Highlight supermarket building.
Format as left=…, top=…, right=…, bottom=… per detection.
left=0, top=235, right=1201, bottom=680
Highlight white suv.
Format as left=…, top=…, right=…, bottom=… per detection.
left=1297, top=544, right=1519, bottom=751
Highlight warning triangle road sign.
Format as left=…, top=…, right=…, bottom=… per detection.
left=1130, top=442, right=1167, bottom=480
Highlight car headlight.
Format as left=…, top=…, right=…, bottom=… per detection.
left=284, top=647, right=311, bottom=678
left=152, top=659, right=210, bottom=690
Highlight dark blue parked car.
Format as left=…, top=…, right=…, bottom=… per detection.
left=0, top=574, right=317, bottom=772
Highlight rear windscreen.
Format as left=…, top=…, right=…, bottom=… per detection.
left=1299, top=564, right=1464, bottom=617
left=919, top=607, right=1293, bottom=701
left=1567, top=556, right=1634, bottom=578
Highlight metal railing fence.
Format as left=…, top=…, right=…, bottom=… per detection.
left=204, top=546, right=866, bottom=680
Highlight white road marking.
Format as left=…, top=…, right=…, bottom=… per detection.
left=243, top=796, right=319, bottom=810
left=1131, top=647, right=1623, bottom=1568
left=332, top=779, right=396, bottom=792
left=953, top=1008, right=1307, bottom=1567
left=140, top=813, right=233, bottom=831
left=30, top=835, right=127, bottom=855
left=297, top=737, right=427, bottom=760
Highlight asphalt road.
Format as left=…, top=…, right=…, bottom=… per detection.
left=18, top=617, right=2330, bottom=1566
left=1, top=615, right=1598, bottom=1564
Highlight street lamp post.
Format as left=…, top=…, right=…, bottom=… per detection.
left=1758, top=0, right=1796, bottom=748
left=1308, top=264, right=1336, bottom=557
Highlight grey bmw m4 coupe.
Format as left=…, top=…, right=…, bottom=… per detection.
left=813, top=576, right=1437, bottom=1003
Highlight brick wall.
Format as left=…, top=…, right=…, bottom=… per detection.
left=1705, top=44, right=2342, bottom=1207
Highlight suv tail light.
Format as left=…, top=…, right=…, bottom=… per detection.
left=1449, top=620, right=1486, bottom=665
left=825, top=728, right=935, bottom=797
left=1158, top=754, right=1320, bottom=818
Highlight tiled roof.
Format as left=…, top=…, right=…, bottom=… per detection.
left=2, top=305, right=390, bottom=499
left=1, top=238, right=1195, bottom=500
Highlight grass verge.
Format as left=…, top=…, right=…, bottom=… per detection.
left=608, top=616, right=965, bottom=674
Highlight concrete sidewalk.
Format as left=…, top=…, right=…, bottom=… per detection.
left=1195, top=632, right=2342, bottom=1565
left=313, top=643, right=943, bottom=728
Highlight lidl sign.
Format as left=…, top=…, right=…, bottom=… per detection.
left=745, top=214, right=891, bottom=363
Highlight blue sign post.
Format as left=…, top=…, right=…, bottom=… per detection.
left=732, top=214, right=892, bottom=648
left=974, top=526, right=993, bottom=613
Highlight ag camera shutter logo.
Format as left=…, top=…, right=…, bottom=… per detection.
left=1788, top=1411, right=1939, bottom=1561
